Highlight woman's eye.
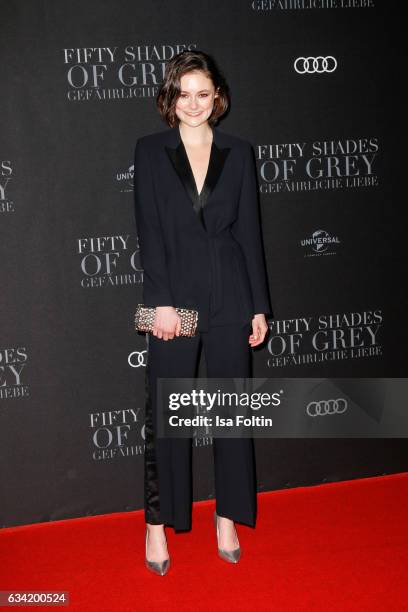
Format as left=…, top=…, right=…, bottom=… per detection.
left=180, top=93, right=209, bottom=99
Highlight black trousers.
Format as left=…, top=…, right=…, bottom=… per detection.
left=144, top=320, right=257, bottom=532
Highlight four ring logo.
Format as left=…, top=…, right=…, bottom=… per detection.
left=294, top=56, right=337, bottom=74
left=306, top=398, right=347, bottom=417
left=128, top=350, right=147, bottom=368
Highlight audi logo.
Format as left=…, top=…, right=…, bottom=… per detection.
left=128, top=350, right=147, bottom=368
left=306, top=398, right=347, bottom=417
left=294, top=56, right=337, bottom=74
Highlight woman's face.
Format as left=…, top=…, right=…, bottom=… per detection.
left=175, top=70, right=218, bottom=128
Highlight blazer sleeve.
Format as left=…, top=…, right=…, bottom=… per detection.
left=133, top=138, right=174, bottom=307
left=231, top=142, right=272, bottom=315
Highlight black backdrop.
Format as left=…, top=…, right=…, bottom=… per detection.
left=1, top=0, right=406, bottom=529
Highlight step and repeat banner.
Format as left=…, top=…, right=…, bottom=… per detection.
left=1, top=1, right=406, bottom=528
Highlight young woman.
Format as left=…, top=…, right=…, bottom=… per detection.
left=134, top=50, right=271, bottom=575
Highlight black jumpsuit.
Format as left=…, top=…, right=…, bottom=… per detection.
left=135, top=126, right=271, bottom=531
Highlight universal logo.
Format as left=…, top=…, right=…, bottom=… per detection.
left=116, top=163, right=134, bottom=193
left=301, top=229, right=340, bottom=257
left=89, top=408, right=145, bottom=461
left=0, top=160, right=13, bottom=214
left=76, top=234, right=143, bottom=288
left=0, top=346, right=29, bottom=400
left=62, top=44, right=197, bottom=102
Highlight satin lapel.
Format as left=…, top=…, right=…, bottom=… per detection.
left=164, top=126, right=231, bottom=231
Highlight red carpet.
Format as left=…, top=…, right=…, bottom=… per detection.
left=1, top=472, right=407, bottom=611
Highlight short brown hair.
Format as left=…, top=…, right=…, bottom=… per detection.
left=156, top=50, right=230, bottom=128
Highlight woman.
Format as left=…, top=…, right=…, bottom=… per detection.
left=134, top=50, right=271, bottom=575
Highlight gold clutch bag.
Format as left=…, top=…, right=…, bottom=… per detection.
left=134, top=304, right=198, bottom=337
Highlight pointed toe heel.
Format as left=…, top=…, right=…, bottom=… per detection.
left=214, top=511, right=241, bottom=564
left=144, top=557, right=170, bottom=576
left=145, top=528, right=171, bottom=576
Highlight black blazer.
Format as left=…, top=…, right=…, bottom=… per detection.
left=133, top=124, right=272, bottom=333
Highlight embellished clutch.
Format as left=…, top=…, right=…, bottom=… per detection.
left=134, top=304, right=198, bottom=337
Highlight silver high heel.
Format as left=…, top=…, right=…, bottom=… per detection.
left=145, top=527, right=170, bottom=576
left=214, top=511, right=241, bottom=563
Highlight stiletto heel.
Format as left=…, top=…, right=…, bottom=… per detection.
left=145, top=527, right=170, bottom=576
left=214, top=511, right=241, bottom=563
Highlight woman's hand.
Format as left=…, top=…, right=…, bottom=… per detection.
left=249, top=314, right=269, bottom=348
left=153, top=306, right=181, bottom=341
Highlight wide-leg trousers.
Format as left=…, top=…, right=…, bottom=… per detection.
left=143, top=320, right=257, bottom=532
